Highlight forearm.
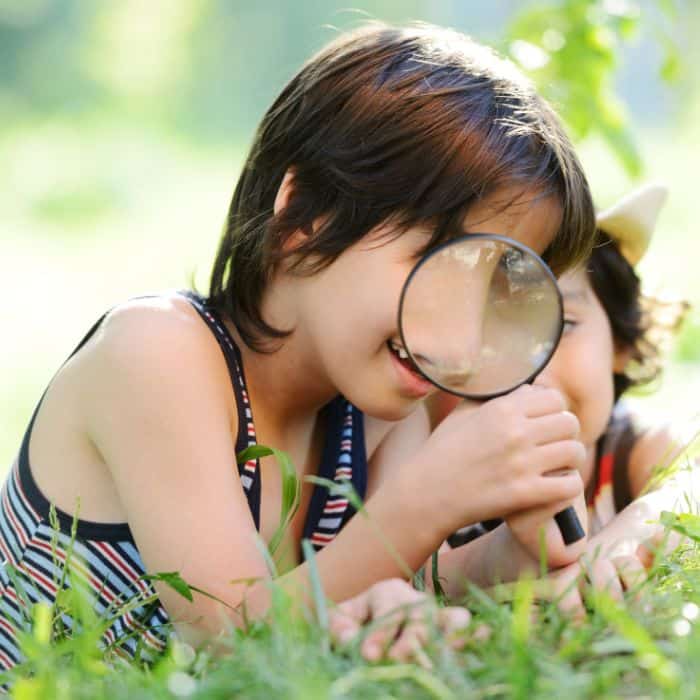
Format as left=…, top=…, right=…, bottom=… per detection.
left=243, top=483, right=446, bottom=618
left=430, top=523, right=540, bottom=599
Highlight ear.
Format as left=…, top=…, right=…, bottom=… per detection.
left=274, top=168, right=296, bottom=216
left=273, top=167, right=309, bottom=254
left=613, top=343, right=634, bottom=374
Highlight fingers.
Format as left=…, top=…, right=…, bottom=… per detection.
left=509, top=385, right=566, bottom=418
left=522, top=468, right=583, bottom=509
left=536, top=440, right=587, bottom=476
left=437, top=606, right=472, bottom=649
left=386, top=605, right=433, bottom=667
left=636, top=529, right=685, bottom=568
left=530, top=411, right=580, bottom=446
left=611, top=555, right=648, bottom=599
left=583, top=556, right=624, bottom=602
left=328, top=588, right=371, bottom=646
left=330, top=579, right=473, bottom=665
left=550, top=564, right=587, bottom=622
left=540, top=551, right=650, bottom=624
left=386, top=605, right=472, bottom=666
left=360, top=582, right=423, bottom=661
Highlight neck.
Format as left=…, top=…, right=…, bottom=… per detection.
left=226, top=320, right=337, bottom=438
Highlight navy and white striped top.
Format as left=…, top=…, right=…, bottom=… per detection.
left=0, top=291, right=367, bottom=672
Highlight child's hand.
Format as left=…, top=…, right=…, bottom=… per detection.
left=533, top=549, right=649, bottom=621
left=328, top=578, right=471, bottom=667
left=416, top=384, right=585, bottom=533
left=531, top=523, right=686, bottom=620
left=505, top=491, right=589, bottom=569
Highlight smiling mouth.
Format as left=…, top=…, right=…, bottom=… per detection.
left=387, top=339, right=422, bottom=375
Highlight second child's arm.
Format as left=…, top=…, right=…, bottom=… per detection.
left=586, top=424, right=697, bottom=558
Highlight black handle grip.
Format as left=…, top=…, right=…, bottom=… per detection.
left=554, top=506, right=585, bottom=545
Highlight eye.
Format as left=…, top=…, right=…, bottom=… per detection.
left=498, top=248, right=524, bottom=273
left=562, top=319, right=578, bottom=334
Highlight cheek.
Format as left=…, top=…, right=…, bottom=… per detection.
left=571, top=348, right=616, bottom=444
left=314, top=262, right=401, bottom=356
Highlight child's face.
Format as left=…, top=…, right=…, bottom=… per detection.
left=288, top=188, right=564, bottom=422
left=534, top=268, right=629, bottom=484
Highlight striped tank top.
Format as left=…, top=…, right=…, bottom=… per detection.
left=0, top=291, right=367, bottom=672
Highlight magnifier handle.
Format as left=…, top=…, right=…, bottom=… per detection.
left=554, top=506, right=585, bottom=545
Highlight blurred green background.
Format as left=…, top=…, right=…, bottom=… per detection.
left=2, top=0, right=699, bottom=469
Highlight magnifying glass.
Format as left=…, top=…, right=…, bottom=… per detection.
left=398, top=233, right=585, bottom=545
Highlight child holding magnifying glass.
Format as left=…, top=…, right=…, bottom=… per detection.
left=0, top=22, right=596, bottom=670
left=434, top=184, right=694, bottom=613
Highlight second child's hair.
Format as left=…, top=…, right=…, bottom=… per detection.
left=587, top=232, right=689, bottom=401
left=210, top=22, right=595, bottom=351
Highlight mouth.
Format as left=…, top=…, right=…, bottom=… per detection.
left=387, top=339, right=422, bottom=375
left=387, top=340, right=435, bottom=399
left=387, top=339, right=435, bottom=399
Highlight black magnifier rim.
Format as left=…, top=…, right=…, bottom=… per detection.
left=397, top=232, right=564, bottom=400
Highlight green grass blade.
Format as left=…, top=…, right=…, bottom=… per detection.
left=306, top=475, right=414, bottom=580
left=301, top=538, right=329, bottom=654
left=237, top=444, right=301, bottom=556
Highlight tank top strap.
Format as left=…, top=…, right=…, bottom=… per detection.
left=303, top=397, right=367, bottom=550
left=177, top=291, right=262, bottom=529
left=587, top=403, right=636, bottom=529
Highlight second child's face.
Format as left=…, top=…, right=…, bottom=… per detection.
left=291, top=187, right=564, bottom=422
left=534, top=268, right=629, bottom=484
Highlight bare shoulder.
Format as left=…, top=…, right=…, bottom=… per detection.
left=628, top=420, right=686, bottom=497
left=92, top=293, right=217, bottom=363
left=76, top=293, right=238, bottom=440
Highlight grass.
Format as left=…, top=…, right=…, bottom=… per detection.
left=1, top=119, right=700, bottom=697
left=0, top=440, right=699, bottom=698
left=3, top=524, right=700, bottom=698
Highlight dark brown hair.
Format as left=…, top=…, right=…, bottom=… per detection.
left=587, top=232, right=689, bottom=401
left=209, top=22, right=595, bottom=351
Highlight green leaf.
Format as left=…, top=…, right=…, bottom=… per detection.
left=301, top=539, right=329, bottom=654
left=238, top=444, right=301, bottom=556
left=592, top=591, right=680, bottom=688
left=431, top=551, right=446, bottom=603
left=659, top=511, right=700, bottom=542
left=142, top=571, right=193, bottom=602
left=236, top=445, right=275, bottom=462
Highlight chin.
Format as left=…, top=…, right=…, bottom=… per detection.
left=348, top=392, right=419, bottom=423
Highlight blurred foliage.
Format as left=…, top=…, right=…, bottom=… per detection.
left=0, top=0, right=691, bottom=165
left=506, top=0, right=681, bottom=176
left=1, top=1, right=698, bottom=467
left=675, top=315, right=700, bottom=364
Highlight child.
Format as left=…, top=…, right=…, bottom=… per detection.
left=0, top=22, right=596, bottom=670
left=434, top=183, right=692, bottom=612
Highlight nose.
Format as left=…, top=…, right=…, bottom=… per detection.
left=409, top=276, right=488, bottom=392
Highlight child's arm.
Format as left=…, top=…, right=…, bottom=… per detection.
left=81, top=302, right=584, bottom=644
left=365, top=392, right=587, bottom=600
left=505, top=422, right=694, bottom=579
left=424, top=489, right=588, bottom=601
left=585, top=423, right=695, bottom=559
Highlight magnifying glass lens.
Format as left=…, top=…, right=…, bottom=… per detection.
left=398, top=234, right=562, bottom=400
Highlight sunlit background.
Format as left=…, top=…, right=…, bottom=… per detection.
left=2, top=0, right=699, bottom=468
